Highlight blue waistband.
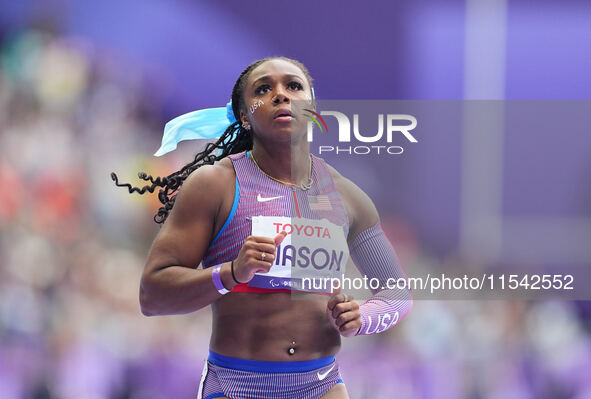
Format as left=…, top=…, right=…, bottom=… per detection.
left=208, top=350, right=335, bottom=373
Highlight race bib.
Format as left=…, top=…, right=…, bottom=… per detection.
left=249, top=216, right=349, bottom=292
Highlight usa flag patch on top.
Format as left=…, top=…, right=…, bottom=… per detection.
left=308, top=195, right=332, bottom=211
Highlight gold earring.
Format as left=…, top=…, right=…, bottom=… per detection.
left=243, top=123, right=251, bottom=131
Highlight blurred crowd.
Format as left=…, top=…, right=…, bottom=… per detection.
left=1, top=29, right=591, bottom=399
left=0, top=29, right=212, bottom=398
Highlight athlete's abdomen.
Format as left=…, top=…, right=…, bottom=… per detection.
left=210, top=293, right=341, bottom=361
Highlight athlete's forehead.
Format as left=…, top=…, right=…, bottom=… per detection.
left=247, top=59, right=308, bottom=87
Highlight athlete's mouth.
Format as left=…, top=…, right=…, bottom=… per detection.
left=273, top=109, right=293, bottom=120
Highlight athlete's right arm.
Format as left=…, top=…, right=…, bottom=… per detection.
left=139, top=163, right=235, bottom=316
left=139, top=161, right=284, bottom=316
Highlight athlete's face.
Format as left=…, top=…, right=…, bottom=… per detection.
left=240, top=59, right=313, bottom=143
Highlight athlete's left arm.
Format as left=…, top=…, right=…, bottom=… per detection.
left=328, top=166, right=413, bottom=336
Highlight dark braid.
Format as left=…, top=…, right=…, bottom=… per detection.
left=112, top=56, right=314, bottom=224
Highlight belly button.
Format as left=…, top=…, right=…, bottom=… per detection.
left=288, top=341, right=296, bottom=355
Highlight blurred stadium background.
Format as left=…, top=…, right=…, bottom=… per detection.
left=1, top=1, right=590, bottom=398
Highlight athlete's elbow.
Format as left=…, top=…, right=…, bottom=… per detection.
left=139, top=278, right=161, bottom=316
left=139, top=287, right=155, bottom=316
left=140, top=306, right=156, bottom=317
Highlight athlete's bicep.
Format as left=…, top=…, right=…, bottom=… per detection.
left=144, top=165, right=229, bottom=274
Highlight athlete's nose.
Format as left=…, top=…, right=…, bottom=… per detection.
left=272, top=88, right=290, bottom=104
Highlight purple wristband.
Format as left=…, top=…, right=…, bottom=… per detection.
left=212, top=264, right=230, bottom=295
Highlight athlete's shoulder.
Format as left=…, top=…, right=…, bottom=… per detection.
left=322, top=161, right=356, bottom=197
left=169, top=156, right=236, bottom=220
left=181, top=156, right=235, bottom=192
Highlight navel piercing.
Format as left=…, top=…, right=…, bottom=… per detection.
left=288, top=340, right=296, bottom=355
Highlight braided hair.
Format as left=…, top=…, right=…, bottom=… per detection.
left=112, top=56, right=314, bottom=224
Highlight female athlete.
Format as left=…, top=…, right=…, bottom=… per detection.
left=112, top=56, right=412, bottom=399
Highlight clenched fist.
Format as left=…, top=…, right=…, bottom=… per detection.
left=326, top=286, right=361, bottom=337
left=232, top=231, right=287, bottom=283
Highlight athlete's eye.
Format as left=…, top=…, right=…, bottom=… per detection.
left=288, top=81, right=303, bottom=91
left=255, top=84, right=271, bottom=95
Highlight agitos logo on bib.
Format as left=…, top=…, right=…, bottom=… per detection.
left=249, top=216, right=349, bottom=292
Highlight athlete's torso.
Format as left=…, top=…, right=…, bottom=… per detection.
left=204, top=151, right=350, bottom=360
left=203, top=150, right=349, bottom=293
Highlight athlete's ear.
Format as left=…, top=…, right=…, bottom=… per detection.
left=240, top=110, right=249, bottom=126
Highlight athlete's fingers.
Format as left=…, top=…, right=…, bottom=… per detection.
left=339, top=320, right=362, bottom=336
left=327, top=286, right=344, bottom=310
left=274, top=231, right=287, bottom=246
left=249, top=242, right=277, bottom=255
left=252, top=261, right=273, bottom=273
left=335, top=309, right=361, bottom=328
left=331, top=300, right=359, bottom=320
left=328, top=293, right=348, bottom=311
left=336, top=293, right=354, bottom=302
left=245, top=235, right=276, bottom=245
left=247, top=247, right=275, bottom=260
left=234, top=247, right=275, bottom=281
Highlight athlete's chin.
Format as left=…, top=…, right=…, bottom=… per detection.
left=258, top=126, right=307, bottom=143
left=270, top=123, right=297, bottom=135
left=272, top=118, right=307, bottom=131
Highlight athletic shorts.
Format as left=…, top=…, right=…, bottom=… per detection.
left=197, top=350, right=345, bottom=399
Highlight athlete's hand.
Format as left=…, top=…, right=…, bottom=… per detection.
left=232, top=231, right=287, bottom=283
left=326, top=286, right=362, bottom=337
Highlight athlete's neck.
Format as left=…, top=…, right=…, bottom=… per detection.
left=250, top=141, right=311, bottom=187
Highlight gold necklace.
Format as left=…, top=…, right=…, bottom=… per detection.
left=249, top=151, right=313, bottom=191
